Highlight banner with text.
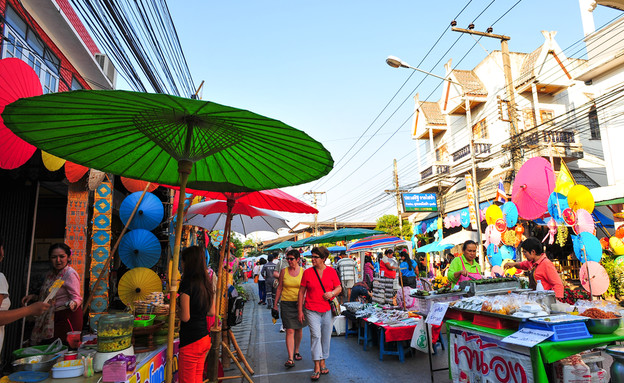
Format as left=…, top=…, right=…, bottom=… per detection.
left=450, top=326, right=534, bottom=383
left=402, top=193, right=437, bottom=212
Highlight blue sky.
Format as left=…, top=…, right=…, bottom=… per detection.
left=165, top=1, right=622, bottom=239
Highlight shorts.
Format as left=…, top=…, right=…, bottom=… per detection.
left=342, top=279, right=355, bottom=289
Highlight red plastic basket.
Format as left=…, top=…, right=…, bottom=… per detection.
left=472, top=313, right=519, bottom=330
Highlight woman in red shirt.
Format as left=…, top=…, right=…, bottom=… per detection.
left=298, top=246, right=342, bottom=381
left=504, top=237, right=564, bottom=298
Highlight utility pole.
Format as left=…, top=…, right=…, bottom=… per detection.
left=304, top=191, right=325, bottom=236
left=385, top=159, right=409, bottom=237
left=452, top=26, right=521, bottom=188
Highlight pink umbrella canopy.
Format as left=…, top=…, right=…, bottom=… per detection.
left=511, top=157, right=555, bottom=220
left=0, top=58, right=42, bottom=169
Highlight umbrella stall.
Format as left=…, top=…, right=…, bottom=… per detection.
left=2, top=89, right=332, bottom=383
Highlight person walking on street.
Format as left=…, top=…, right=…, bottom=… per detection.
left=273, top=249, right=307, bottom=368
left=178, top=246, right=215, bottom=383
left=336, top=251, right=357, bottom=302
left=254, top=258, right=267, bottom=305
left=298, top=246, right=342, bottom=381
left=262, top=254, right=278, bottom=308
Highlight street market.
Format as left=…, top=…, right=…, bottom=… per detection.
left=1, top=1, right=624, bottom=383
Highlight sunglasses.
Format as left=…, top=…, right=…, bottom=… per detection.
left=286, top=257, right=296, bottom=261
left=311, top=255, right=321, bottom=259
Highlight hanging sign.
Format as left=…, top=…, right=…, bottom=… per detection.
left=425, top=302, right=449, bottom=326
left=402, top=193, right=438, bottom=212
left=465, top=175, right=479, bottom=230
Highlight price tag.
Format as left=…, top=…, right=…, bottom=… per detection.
left=425, top=302, right=450, bottom=326
left=501, top=328, right=554, bottom=348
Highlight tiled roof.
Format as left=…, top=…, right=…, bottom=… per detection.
left=516, top=46, right=542, bottom=87
left=420, top=101, right=447, bottom=125
left=452, top=70, right=488, bottom=96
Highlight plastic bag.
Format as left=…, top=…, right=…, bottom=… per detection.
left=20, top=338, right=64, bottom=356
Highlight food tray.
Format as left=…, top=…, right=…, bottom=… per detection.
left=134, top=314, right=155, bottom=327
left=520, top=321, right=592, bottom=342
left=529, top=315, right=589, bottom=324
left=412, top=292, right=465, bottom=315
left=459, top=279, right=521, bottom=296
left=51, top=360, right=83, bottom=379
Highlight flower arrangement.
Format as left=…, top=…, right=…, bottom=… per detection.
left=560, top=286, right=591, bottom=305
left=432, top=275, right=450, bottom=290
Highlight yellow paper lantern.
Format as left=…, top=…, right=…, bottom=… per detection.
left=485, top=205, right=503, bottom=225
left=610, top=236, right=624, bottom=256
left=567, top=184, right=594, bottom=213
left=41, top=151, right=66, bottom=171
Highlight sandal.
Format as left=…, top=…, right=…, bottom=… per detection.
left=284, top=359, right=295, bottom=368
left=320, top=367, right=329, bottom=375
left=294, top=352, right=302, bottom=361
left=310, top=371, right=320, bottom=381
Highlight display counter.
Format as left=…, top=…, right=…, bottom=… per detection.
left=446, top=319, right=624, bottom=382
left=38, top=340, right=179, bottom=383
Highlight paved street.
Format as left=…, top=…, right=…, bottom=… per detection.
left=224, top=283, right=451, bottom=383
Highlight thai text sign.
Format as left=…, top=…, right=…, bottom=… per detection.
left=464, top=175, right=478, bottom=230
left=402, top=193, right=437, bottom=212
left=450, top=327, right=533, bottom=383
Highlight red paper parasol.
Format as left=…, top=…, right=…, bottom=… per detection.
left=65, top=161, right=89, bottom=183
left=166, top=186, right=317, bottom=214
left=121, top=177, right=159, bottom=193
left=0, top=58, right=42, bottom=169
left=511, top=157, right=555, bottom=220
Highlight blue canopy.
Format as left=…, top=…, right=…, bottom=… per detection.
left=416, top=241, right=453, bottom=253
left=327, top=245, right=346, bottom=253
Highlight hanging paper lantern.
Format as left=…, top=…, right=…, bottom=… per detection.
left=515, top=224, right=524, bottom=236
left=495, top=219, right=507, bottom=233
left=567, top=185, right=595, bottom=213
left=485, top=205, right=503, bottom=225
left=610, top=236, right=624, bottom=256
left=616, top=226, right=624, bottom=239
left=562, top=208, right=577, bottom=226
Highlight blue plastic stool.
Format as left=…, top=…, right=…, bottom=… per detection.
left=379, top=328, right=406, bottom=362
left=432, top=332, right=446, bottom=355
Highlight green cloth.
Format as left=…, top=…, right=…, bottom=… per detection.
left=447, top=255, right=481, bottom=284
left=446, top=319, right=624, bottom=382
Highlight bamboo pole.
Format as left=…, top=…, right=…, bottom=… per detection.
left=228, top=329, right=254, bottom=374
left=82, top=182, right=152, bottom=313
left=221, top=342, right=254, bottom=383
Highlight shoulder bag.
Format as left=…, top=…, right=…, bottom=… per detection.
left=313, top=267, right=341, bottom=316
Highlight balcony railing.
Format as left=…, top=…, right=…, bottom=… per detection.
left=524, top=130, right=575, bottom=146
left=452, top=143, right=492, bottom=162
left=421, top=164, right=450, bottom=179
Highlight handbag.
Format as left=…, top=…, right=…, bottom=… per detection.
left=312, top=267, right=341, bottom=316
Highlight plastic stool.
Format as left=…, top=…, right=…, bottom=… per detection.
left=432, top=333, right=445, bottom=355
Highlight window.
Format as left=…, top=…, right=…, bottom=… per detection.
left=589, top=105, right=601, bottom=140
left=2, top=6, right=60, bottom=93
left=523, top=109, right=536, bottom=130
left=435, top=143, right=449, bottom=163
left=472, top=118, right=488, bottom=139
left=71, top=77, right=84, bottom=90
left=540, top=110, right=555, bottom=127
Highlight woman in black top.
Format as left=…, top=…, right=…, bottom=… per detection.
left=179, top=246, right=215, bottom=383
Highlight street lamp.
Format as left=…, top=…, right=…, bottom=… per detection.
left=386, top=55, right=485, bottom=270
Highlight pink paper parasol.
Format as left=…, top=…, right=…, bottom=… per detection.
left=511, top=157, right=555, bottom=220
left=0, top=58, right=42, bottom=169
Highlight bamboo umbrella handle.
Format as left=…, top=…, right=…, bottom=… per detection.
left=398, top=266, right=406, bottom=311
left=83, top=182, right=152, bottom=313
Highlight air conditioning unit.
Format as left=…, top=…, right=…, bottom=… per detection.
left=94, top=53, right=117, bottom=87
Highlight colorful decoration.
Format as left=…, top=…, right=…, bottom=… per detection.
left=501, top=201, right=518, bottom=228
left=502, top=259, right=517, bottom=276
left=120, top=177, right=159, bottom=193
left=615, top=256, right=624, bottom=266
left=511, top=157, right=555, bottom=220
left=600, top=237, right=610, bottom=250
left=89, top=176, right=112, bottom=318
left=120, top=192, right=164, bottom=231
left=556, top=225, right=568, bottom=247
left=554, top=162, right=575, bottom=196
left=573, top=209, right=595, bottom=235
left=484, top=224, right=501, bottom=248
left=502, top=230, right=517, bottom=246
left=579, top=261, right=609, bottom=296
left=542, top=218, right=557, bottom=245
left=490, top=265, right=504, bottom=277
left=495, top=219, right=507, bottom=233
left=567, top=185, right=595, bottom=213
left=515, top=224, right=524, bottom=236
left=460, top=209, right=471, bottom=228
left=65, top=161, right=89, bottom=183
left=610, top=236, right=624, bottom=256
left=500, top=246, right=516, bottom=261
left=485, top=205, right=503, bottom=225
left=41, top=151, right=65, bottom=171
left=488, top=251, right=503, bottom=267
left=562, top=208, right=577, bottom=226
left=66, top=184, right=89, bottom=298
left=547, top=192, right=569, bottom=224
left=572, top=232, right=603, bottom=263
left=210, top=230, right=225, bottom=247
left=118, top=267, right=163, bottom=308
left=616, top=226, right=624, bottom=239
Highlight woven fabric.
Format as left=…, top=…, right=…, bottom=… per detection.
left=65, top=184, right=88, bottom=297
left=89, top=176, right=112, bottom=316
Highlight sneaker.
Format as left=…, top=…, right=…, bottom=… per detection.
left=258, top=301, right=264, bottom=305
left=280, top=325, right=285, bottom=333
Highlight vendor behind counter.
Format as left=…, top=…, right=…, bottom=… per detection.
left=504, top=237, right=564, bottom=299
left=447, top=240, right=482, bottom=285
